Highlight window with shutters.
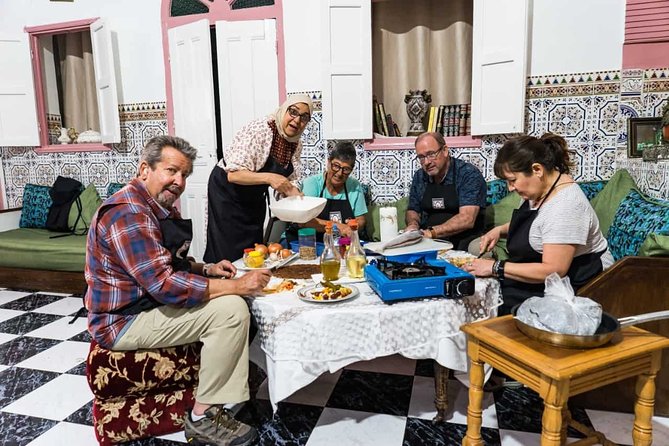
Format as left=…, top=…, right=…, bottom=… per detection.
left=22, top=18, right=120, bottom=152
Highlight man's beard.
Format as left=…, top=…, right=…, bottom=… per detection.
left=157, top=188, right=180, bottom=208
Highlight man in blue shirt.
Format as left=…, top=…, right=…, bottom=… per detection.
left=406, top=132, right=487, bottom=251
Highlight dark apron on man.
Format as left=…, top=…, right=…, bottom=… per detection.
left=421, top=161, right=485, bottom=251
left=500, top=176, right=605, bottom=315
left=109, top=216, right=193, bottom=316
left=204, top=156, right=293, bottom=263
left=286, top=181, right=356, bottom=243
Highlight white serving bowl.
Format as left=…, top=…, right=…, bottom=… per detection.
left=270, top=196, right=327, bottom=223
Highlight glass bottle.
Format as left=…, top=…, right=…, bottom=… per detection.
left=345, top=220, right=367, bottom=278
left=320, top=221, right=341, bottom=281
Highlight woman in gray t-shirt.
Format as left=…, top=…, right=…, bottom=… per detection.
left=464, top=133, right=612, bottom=315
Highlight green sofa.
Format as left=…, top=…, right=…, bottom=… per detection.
left=0, top=182, right=124, bottom=293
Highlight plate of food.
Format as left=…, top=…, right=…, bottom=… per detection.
left=439, top=250, right=476, bottom=268
left=233, top=249, right=299, bottom=271
left=261, top=278, right=300, bottom=294
left=297, top=283, right=359, bottom=303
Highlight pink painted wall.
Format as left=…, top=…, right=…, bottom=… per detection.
left=623, top=0, right=669, bottom=68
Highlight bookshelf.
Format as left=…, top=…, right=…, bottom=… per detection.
left=363, top=134, right=482, bottom=151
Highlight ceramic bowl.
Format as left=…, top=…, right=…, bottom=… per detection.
left=270, top=196, right=327, bottom=223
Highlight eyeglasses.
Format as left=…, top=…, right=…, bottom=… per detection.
left=416, top=147, right=444, bottom=163
left=330, top=162, right=353, bottom=175
left=287, top=106, right=311, bottom=124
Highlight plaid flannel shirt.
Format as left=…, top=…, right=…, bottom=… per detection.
left=84, top=178, right=208, bottom=348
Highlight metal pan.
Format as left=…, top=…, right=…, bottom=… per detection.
left=512, top=307, right=669, bottom=349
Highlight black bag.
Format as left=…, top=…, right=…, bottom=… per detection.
left=46, top=176, right=84, bottom=234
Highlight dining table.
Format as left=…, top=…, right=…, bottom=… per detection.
left=245, top=253, right=503, bottom=415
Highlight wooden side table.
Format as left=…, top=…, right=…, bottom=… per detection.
left=461, top=315, right=669, bottom=446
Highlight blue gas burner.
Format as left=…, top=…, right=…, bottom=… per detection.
left=364, top=256, right=475, bottom=303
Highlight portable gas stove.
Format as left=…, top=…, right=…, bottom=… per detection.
left=364, top=257, right=475, bottom=303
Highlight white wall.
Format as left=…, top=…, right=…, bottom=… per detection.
left=530, top=0, right=625, bottom=76
left=283, top=0, right=322, bottom=92
left=0, top=0, right=165, bottom=103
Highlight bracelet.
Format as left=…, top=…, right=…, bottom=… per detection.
left=492, top=260, right=500, bottom=278
left=496, top=260, right=506, bottom=281
left=428, top=226, right=437, bottom=238
left=202, top=263, right=214, bottom=277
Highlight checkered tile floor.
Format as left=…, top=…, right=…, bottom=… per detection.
left=2, top=289, right=669, bottom=446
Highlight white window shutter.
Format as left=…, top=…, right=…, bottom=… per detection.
left=0, top=34, right=39, bottom=146
left=216, top=19, right=280, bottom=147
left=90, top=19, right=121, bottom=144
left=168, top=19, right=217, bottom=153
left=168, top=19, right=217, bottom=262
left=470, top=0, right=530, bottom=135
left=321, top=0, right=372, bottom=140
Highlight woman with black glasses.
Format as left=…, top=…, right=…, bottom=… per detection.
left=204, top=95, right=313, bottom=263
left=288, top=141, right=368, bottom=242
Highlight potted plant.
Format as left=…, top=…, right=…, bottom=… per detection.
left=662, top=101, right=669, bottom=141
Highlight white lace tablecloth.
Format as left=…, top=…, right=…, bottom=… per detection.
left=247, top=274, right=502, bottom=410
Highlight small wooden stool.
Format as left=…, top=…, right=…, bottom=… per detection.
left=461, top=315, right=669, bottom=446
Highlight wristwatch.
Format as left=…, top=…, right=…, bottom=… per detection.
left=202, top=263, right=214, bottom=277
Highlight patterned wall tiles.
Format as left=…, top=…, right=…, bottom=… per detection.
left=0, top=103, right=167, bottom=207
left=3, top=74, right=669, bottom=208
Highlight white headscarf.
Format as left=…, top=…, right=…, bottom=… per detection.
left=273, top=94, right=314, bottom=143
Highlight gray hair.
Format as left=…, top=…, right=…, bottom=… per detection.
left=141, top=135, right=198, bottom=175
left=415, top=132, right=446, bottom=149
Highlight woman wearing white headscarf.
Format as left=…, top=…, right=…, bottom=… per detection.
left=204, top=94, right=313, bottom=262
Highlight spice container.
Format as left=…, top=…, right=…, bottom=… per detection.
left=298, top=228, right=317, bottom=260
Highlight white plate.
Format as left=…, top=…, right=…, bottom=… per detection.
left=233, top=252, right=299, bottom=271
left=297, top=284, right=359, bottom=303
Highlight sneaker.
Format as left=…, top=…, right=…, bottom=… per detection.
left=185, top=405, right=258, bottom=446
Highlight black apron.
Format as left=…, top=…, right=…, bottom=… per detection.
left=286, top=181, right=356, bottom=243
left=109, top=216, right=193, bottom=316
left=204, top=156, right=293, bottom=263
left=421, top=161, right=485, bottom=251
left=500, top=175, right=605, bottom=315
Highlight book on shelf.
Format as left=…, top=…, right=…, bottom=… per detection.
left=427, top=106, right=436, bottom=133
left=386, top=114, right=396, bottom=137
left=459, top=104, right=468, bottom=137
left=393, top=122, right=402, bottom=137
left=373, top=96, right=382, bottom=135
left=378, top=102, right=389, bottom=136
left=435, top=105, right=445, bottom=135
left=437, top=103, right=472, bottom=137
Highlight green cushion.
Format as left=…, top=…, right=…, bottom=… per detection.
left=590, top=169, right=637, bottom=237
left=484, top=191, right=520, bottom=261
left=485, top=191, right=521, bottom=230
left=0, top=228, right=86, bottom=271
left=68, top=183, right=102, bottom=233
left=639, top=233, right=669, bottom=257
left=366, top=197, right=409, bottom=242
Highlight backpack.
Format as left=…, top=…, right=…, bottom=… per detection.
left=46, top=176, right=85, bottom=236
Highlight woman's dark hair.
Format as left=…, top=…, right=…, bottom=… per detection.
left=328, top=141, right=357, bottom=165
left=493, top=133, right=574, bottom=178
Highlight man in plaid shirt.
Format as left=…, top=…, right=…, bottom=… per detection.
left=85, top=135, right=268, bottom=446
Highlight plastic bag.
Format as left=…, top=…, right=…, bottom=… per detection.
left=515, top=273, right=602, bottom=335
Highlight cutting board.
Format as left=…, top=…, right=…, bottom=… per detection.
left=364, top=238, right=453, bottom=255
